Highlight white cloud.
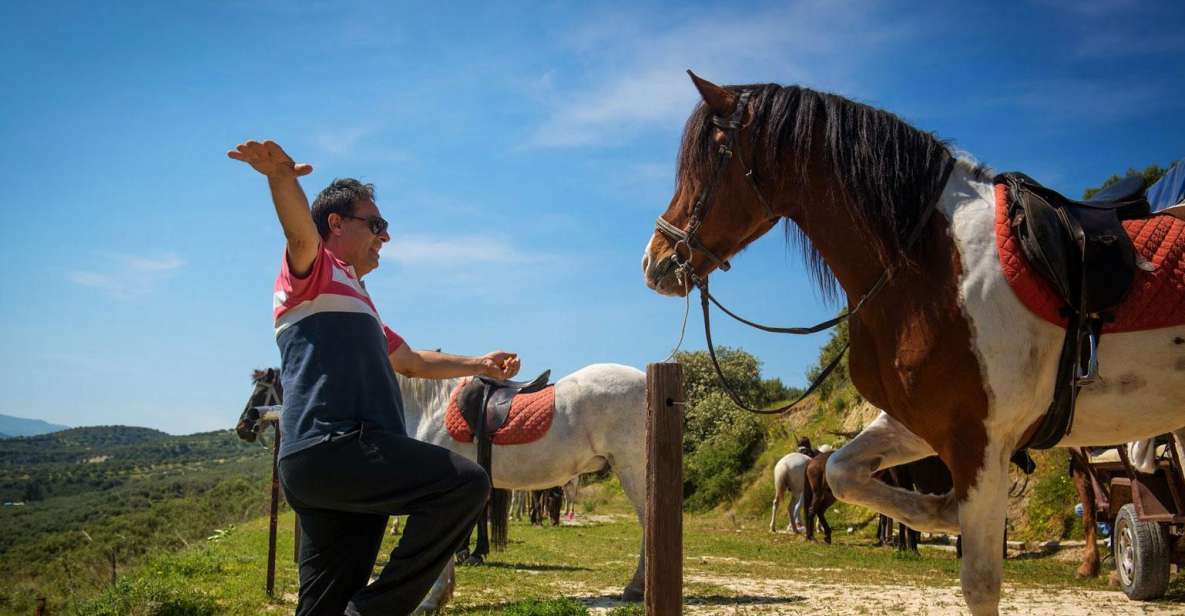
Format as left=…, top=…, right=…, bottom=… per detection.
left=67, top=253, right=186, bottom=300
left=523, top=2, right=912, bottom=148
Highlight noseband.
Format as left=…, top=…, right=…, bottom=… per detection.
left=654, top=88, right=956, bottom=415
left=654, top=90, right=778, bottom=277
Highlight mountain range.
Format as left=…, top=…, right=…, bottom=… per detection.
left=0, top=413, right=70, bottom=438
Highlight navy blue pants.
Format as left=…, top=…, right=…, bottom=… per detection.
left=279, top=429, right=489, bottom=616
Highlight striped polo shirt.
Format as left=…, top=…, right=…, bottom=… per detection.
left=273, top=245, right=407, bottom=459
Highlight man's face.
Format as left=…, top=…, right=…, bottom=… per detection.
left=329, top=199, right=390, bottom=278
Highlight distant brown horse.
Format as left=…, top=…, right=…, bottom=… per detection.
left=801, top=451, right=835, bottom=543
left=1069, top=449, right=1104, bottom=578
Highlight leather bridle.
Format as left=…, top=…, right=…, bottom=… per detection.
left=653, top=89, right=956, bottom=415
left=654, top=91, right=778, bottom=276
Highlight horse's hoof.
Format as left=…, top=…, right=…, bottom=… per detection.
left=454, top=550, right=470, bottom=565
left=622, top=587, right=644, bottom=602
left=1076, top=564, right=1099, bottom=578
left=462, top=555, right=484, bottom=567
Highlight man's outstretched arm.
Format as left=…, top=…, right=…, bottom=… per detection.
left=227, top=140, right=320, bottom=276
left=390, top=345, right=522, bottom=380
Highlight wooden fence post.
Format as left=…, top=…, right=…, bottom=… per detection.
left=34, top=597, right=46, bottom=616
left=645, top=362, right=684, bottom=616
left=266, top=424, right=281, bottom=597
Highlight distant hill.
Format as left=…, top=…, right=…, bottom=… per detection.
left=0, top=413, right=69, bottom=438
left=0, top=423, right=273, bottom=613
left=0, top=425, right=218, bottom=470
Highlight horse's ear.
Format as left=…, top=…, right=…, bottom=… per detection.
left=687, top=70, right=735, bottom=116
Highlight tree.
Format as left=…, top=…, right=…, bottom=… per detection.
left=673, top=347, right=778, bottom=510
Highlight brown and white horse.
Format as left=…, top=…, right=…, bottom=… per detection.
left=641, top=73, right=1185, bottom=615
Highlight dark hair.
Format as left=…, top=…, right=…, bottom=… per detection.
left=310, top=178, right=376, bottom=239
left=678, top=84, right=968, bottom=302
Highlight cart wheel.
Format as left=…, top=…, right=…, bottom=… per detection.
left=1112, top=503, right=1171, bottom=600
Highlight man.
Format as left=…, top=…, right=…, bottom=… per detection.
left=228, top=139, right=520, bottom=615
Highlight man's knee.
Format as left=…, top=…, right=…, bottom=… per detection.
left=456, top=462, right=491, bottom=512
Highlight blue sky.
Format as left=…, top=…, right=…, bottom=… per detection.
left=1, top=1, right=1183, bottom=435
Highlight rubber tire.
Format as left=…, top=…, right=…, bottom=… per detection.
left=1112, top=503, right=1171, bottom=600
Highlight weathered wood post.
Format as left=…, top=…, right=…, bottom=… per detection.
left=645, top=362, right=684, bottom=616
left=266, top=423, right=282, bottom=597
left=34, top=597, right=46, bottom=616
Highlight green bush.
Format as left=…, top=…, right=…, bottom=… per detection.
left=1024, top=450, right=1077, bottom=540
left=673, top=349, right=774, bottom=511
left=69, top=577, right=217, bottom=616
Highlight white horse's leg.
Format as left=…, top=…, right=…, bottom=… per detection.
left=827, top=412, right=960, bottom=534
left=790, top=492, right=803, bottom=533
left=411, top=559, right=455, bottom=615
left=956, top=442, right=1010, bottom=616
left=770, top=467, right=785, bottom=532
left=613, top=455, right=647, bottom=601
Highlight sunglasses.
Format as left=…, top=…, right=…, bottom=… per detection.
left=342, top=214, right=389, bottom=235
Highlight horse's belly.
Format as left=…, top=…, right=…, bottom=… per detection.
left=1063, top=326, right=1185, bottom=445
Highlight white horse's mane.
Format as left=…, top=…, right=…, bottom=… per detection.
left=394, top=374, right=464, bottom=420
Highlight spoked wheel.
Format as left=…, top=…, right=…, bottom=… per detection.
left=1113, top=503, right=1171, bottom=600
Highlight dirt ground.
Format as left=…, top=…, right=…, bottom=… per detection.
left=573, top=573, right=1182, bottom=615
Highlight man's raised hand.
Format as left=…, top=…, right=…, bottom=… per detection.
left=227, top=140, right=313, bottom=178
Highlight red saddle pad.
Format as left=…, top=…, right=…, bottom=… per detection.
left=994, top=183, right=1185, bottom=333
left=444, top=380, right=556, bottom=445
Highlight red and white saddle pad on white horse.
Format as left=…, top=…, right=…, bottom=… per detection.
left=444, top=379, right=556, bottom=445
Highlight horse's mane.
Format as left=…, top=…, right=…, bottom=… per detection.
left=677, top=83, right=986, bottom=303
left=394, top=374, right=463, bottom=421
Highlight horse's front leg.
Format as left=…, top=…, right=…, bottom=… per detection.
left=955, top=444, right=1010, bottom=616
left=827, top=412, right=959, bottom=533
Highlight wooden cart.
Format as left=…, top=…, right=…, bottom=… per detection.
left=1078, top=435, right=1185, bottom=600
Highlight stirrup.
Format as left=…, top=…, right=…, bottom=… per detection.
left=1076, top=330, right=1100, bottom=385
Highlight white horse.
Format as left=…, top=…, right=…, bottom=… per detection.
left=396, top=363, right=649, bottom=605
left=770, top=452, right=811, bottom=533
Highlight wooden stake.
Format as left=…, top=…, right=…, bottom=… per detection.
left=645, top=362, right=684, bottom=616
left=267, top=424, right=281, bottom=597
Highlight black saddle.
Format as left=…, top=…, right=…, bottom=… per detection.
left=999, top=172, right=1150, bottom=450
left=457, top=370, right=551, bottom=436
left=455, top=369, right=550, bottom=563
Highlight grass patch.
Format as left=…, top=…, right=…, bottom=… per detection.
left=23, top=480, right=1167, bottom=615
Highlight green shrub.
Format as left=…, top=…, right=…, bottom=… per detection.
left=1024, top=450, right=1077, bottom=540
left=69, top=577, right=217, bottom=616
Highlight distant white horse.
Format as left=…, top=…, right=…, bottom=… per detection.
left=770, top=452, right=811, bottom=533
left=397, top=363, right=649, bottom=604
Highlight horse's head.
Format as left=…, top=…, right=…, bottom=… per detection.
left=643, top=72, right=785, bottom=297
left=236, top=367, right=282, bottom=442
